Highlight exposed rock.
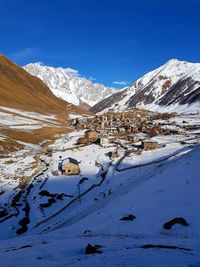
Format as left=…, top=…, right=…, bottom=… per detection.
left=79, top=177, right=89, bottom=184
left=16, top=226, right=28, bottom=235
left=85, top=244, right=103, bottom=254
left=39, top=190, right=57, bottom=198
left=83, top=229, right=92, bottom=235
left=141, top=244, right=191, bottom=251
left=5, top=245, right=32, bottom=252
left=163, top=217, right=189, bottom=230
left=120, top=214, right=136, bottom=221
left=19, top=217, right=30, bottom=226
left=0, top=209, right=8, bottom=219
left=40, top=198, right=56, bottom=208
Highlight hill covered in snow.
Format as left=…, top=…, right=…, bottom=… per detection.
left=91, top=59, right=200, bottom=114
left=1, top=115, right=200, bottom=266
left=24, top=63, right=116, bottom=108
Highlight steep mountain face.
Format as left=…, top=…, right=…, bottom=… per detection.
left=24, top=63, right=116, bottom=108
left=91, top=59, right=200, bottom=114
left=0, top=54, right=83, bottom=116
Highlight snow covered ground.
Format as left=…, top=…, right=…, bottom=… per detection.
left=0, top=106, right=59, bottom=130
left=0, top=140, right=200, bottom=266
left=1, top=115, right=200, bottom=266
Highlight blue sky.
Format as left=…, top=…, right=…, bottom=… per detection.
left=1, top=0, right=200, bottom=87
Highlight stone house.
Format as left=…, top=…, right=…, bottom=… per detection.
left=98, top=133, right=109, bottom=146
left=129, top=124, right=139, bottom=133
left=106, top=150, right=119, bottom=159
left=84, top=130, right=99, bottom=141
left=62, top=157, right=80, bottom=175
left=105, top=127, right=118, bottom=134
left=170, top=129, right=186, bottom=135
left=117, top=126, right=126, bottom=133
left=127, top=133, right=147, bottom=143
left=141, top=140, right=160, bottom=151
left=77, top=130, right=99, bottom=145
left=77, top=136, right=88, bottom=145
left=138, top=124, right=152, bottom=133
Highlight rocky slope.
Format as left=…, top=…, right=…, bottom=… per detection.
left=24, top=63, right=116, bottom=108
left=91, top=59, right=200, bottom=114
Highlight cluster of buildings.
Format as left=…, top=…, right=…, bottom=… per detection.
left=60, top=109, right=189, bottom=176
left=72, top=109, right=187, bottom=150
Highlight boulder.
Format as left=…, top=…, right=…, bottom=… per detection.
left=85, top=244, right=103, bottom=254
left=120, top=214, right=136, bottom=221
left=163, top=217, right=189, bottom=230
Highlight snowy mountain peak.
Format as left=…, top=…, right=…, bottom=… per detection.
left=24, top=63, right=116, bottom=108
left=163, top=58, right=200, bottom=71
left=166, top=58, right=180, bottom=63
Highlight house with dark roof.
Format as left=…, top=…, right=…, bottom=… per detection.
left=62, top=157, right=80, bottom=175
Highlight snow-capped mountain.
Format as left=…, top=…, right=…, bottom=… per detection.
left=24, top=63, right=116, bottom=108
left=91, top=59, right=200, bottom=114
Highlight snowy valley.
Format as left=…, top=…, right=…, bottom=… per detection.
left=1, top=108, right=200, bottom=267
left=1, top=54, right=200, bottom=267
left=1, top=0, right=200, bottom=265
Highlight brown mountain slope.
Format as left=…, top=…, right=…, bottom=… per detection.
left=0, top=53, right=84, bottom=116
left=0, top=54, right=91, bottom=157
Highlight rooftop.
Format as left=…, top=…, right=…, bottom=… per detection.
left=62, top=157, right=79, bottom=165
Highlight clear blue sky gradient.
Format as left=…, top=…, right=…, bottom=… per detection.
left=1, top=0, right=200, bottom=87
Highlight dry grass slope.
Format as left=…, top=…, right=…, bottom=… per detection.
left=0, top=54, right=91, bottom=155
left=0, top=53, right=85, bottom=117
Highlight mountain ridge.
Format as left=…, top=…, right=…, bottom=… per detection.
left=90, top=59, right=200, bottom=114
left=24, top=62, right=116, bottom=109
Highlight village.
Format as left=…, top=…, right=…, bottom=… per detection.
left=1, top=2, right=200, bottom=265
left=60, top=108, right=189, bottom=175
left=1, top=108, right=200, bottom=238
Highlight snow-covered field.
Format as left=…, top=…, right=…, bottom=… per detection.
left=1, top=115, right=200, bottom=266
left=0, top=106, right=59, bottom=130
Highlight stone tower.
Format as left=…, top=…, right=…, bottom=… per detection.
left=121, top=112, right=125, bottom=121
left=110, top=115, right=113, bottom=127
left=101, top=114, right=105, bottom=130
